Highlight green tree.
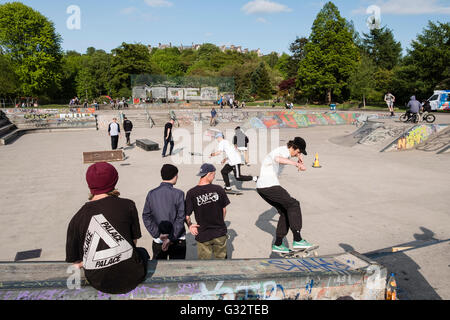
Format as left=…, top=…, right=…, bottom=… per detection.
left=297, top=2, right=359, bottom=103
left=263, top=52, right=279, bottom=69
left=390, top=21, right=449, bottom=105
left=362, top=26, right=402, bottom=70
left=0, top=54, right=18, bottom=97
left=0, top=2, right=62, bottom=97
left=251, top=62, right=273, bottom=100
left=287, top=36, right=308, bottom=78
left=60, top=51, right=82, bottom=100
left=349, top=55, right=376, bottom=107
left=110, top=43, right=156, bottom=97
left=150, top=47, right=185, bottom=76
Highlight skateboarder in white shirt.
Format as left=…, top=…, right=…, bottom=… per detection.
left=210, top=133, right=257, bottom=191
left=256, top=137, right=314, bottom=254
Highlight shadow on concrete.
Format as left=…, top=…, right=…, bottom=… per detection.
left=217, top=175, right=256, bottom=192
left=226, top=221, right=237, bottom=260
left=340, top=227, right=447, bottom=300
left=184, top=222, right=237, bottom=260
left=255, top=208, right=291, bottom=259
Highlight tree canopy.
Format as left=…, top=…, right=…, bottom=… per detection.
left=0, top=2, right=62, bottom=97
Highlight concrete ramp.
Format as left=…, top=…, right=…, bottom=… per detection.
left=416, top=126, right=450, bottom=154
left=329, top=121, right=384, bottom=147
left=381, top=124, right=450, bottom=153
left=0, top=252, right=387, bottom=300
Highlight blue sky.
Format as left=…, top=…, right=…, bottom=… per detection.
left=2, top=0, right=449, bottom=55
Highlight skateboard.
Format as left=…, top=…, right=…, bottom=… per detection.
left=225, top=190, right=243, bottom=196
left=281, top=245, right=320, bottom=258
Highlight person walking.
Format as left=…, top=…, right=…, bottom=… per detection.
left=162, top=119, right=175, bottom=158
left=233, top=127, right=250, bottom=166
left=108, top=118, right=121, bottom=150
left=210, top=133, right=257, bottom=192
left=123, top=116, right=133, bottom=146
left=142, top=164, right=186, bottom=260
left=256, top=137, right=315, bottom=254
left=185, top=164, right=230, bottom=260
left=384, top=92, right=396, bottom=117
left=65, top=162, right=149, bottom=294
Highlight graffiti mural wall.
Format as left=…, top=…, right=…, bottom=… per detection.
left=248, top=111, right=360, bottom=129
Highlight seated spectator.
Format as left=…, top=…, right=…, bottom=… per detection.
left=65, top=162, right=149, bottom=294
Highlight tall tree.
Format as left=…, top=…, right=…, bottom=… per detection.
left=391, top=21, right=449, bottom=105
left=110, top=43, right=155, bottom=97
left=0, top=2, right=62, bottom=97
left=150, top=47, right=185, bottom=76
left=0, top=54, right=18, bottom=98
left=362, top=26, right=402, bottom=70
left=297, top=2, right=359, bottom=103
left=287, top=36, right=308, bottom=78
left=349, top=55, right=376, bottom=107
left=251, top=62, right=273, bottom=100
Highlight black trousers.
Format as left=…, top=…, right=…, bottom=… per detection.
left=221, top=164, right=253, bottom=188
left=162, top=139, right=174, bottom=156
left=152, top=240, right=186, bottom=260
left=257, top=186, right=303, bottom=243
left=111, top=135, right=119, bottom=150
left=125, top=132, right=131, bottom=145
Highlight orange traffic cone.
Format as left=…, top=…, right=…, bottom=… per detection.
left=312, top=153, right=322, bottom=168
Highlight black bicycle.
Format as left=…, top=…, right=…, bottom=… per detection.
left=400, top=111, right=435, bottom=124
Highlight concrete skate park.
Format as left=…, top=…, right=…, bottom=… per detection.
left=0, top=106, right=449, bottom=300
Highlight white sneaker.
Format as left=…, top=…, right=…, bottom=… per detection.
left=252, top=176, right=258, bottom=182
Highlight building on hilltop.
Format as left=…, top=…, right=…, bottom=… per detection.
left=148, top=43, right=263, bottom=57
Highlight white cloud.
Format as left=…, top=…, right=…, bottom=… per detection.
left=256, top=17, right=268, bottom=23
left=242, top=0, right=292, bottom=15
left=145, top=0, right=173, bottom=7
left=120, top=7, right=137, bottom=15
left=353, top=0, right=450, bottom=15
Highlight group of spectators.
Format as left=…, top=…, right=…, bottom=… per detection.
left=218, top=96, right=245, bottom=109
left=66, top=161, right=231, bottom=294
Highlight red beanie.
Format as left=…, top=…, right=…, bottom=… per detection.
left=86, top=162, right=119, bottom=196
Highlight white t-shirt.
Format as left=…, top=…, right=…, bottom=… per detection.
left=257, top=146, right=291, bottom=189
left=109, top=122, right=119, bottom=136
left=218, top=139, right=242, bottom=166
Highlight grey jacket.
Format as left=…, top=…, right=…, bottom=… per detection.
left=142, top=183, right=186, bottom=242
left=407, top=96, right=421, bottom=114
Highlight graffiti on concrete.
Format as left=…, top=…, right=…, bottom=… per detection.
left=416, top=127, right=450, bottom=153
left=260, top=257, right=352, bottom=275
left=358, top=126, right=408, bottom=146
left=249, top=112, right=360, bottom=129
left=382, top=124, right=449, bottom=152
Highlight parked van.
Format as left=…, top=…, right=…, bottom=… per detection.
left=427, top=90, right=450, bottom=111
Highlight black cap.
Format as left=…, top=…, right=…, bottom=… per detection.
left=293, top=137, right=308, bottom=155
left=197, top=163, right=216, bottom=177
left=161, top=164, right=178, bottom=180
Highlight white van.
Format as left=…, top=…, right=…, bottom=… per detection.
left=427, top=90, right=450, bottom=111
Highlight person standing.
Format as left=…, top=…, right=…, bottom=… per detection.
left=185, top=164, right=230, bottom=260
left=210, top=133, right=257, bottom=191
left=384, top=92, right=396, bottom=117
left=142, top=164, right=186, bottom=260
left=210, top=107, right=218, bottom=127
left=256, top=137, right=315, bottom=254
left=233, top=127, right=250, bottom=166
left=65, top=162, right=149, bottom=294
left=162, top=119, right=175, bottom=158
left=108, top=118, right=120, bottom=150
left=123, top=116, right=133, bottom=146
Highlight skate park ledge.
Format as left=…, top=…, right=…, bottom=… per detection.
left=0, top=251, right=388, bottom=300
